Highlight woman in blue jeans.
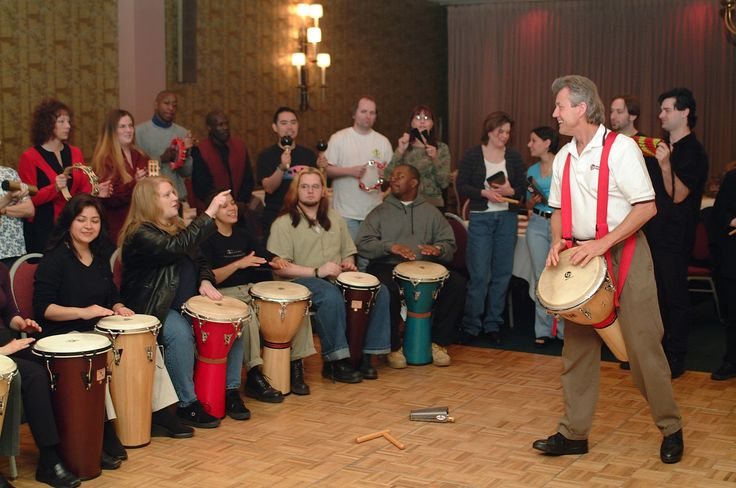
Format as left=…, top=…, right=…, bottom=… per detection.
left=456, top=112, right=526, bottom=343
left=525, top=126, right=562, bottom=346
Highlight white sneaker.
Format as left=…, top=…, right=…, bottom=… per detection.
left=387, top=349, right=407, bottom=369
left=432, top=343, right=451, bottom=367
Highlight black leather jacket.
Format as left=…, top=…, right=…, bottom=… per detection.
left=120, top=213, right=216, bottom=324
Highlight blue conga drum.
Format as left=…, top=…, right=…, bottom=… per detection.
left=393, top=261, right=449, bottom=365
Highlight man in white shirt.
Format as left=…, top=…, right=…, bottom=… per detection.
left=532, top=75, right=683, bottom=465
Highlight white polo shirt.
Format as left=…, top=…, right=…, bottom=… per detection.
left=548, top=125, right=655, bottom=241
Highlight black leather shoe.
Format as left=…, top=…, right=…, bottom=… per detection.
left=35, top=462, right=81, bottom=488
left=712, top=361, right=736, bottom=381
left=322, top=359, right=362, bottom=383
left=360, top=354, right=378, bottom=380
left=151, top=407, right=194, bottom=438
left=485, top=330, right=503, bottom=345
left=290, top=359, right=311, bottom=395
left=532, top=432, right=588, bottom=456
left=0, top=473, right=15, bottom=488
left=101, top=451, right=122, bottom=470
left=660, top=429, right=684, bottom=464
left=226, top=389, right=251, bottom=420
left=103, top=420, right=128, bottom=460
left=667, top=352, right=686, bottom=379
left=455, top=329, right=478, bottom=345
left=245, top=367, right=284, bottom=403
left=177, top=400, right=221, bottom=428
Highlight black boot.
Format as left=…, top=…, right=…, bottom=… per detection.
left=360, top=354, right=378, bottom=380
left=290, top=359, right=311, bottom=395
left=322, top=358, right=362, bottom=383
left=245, top=367, right=284, bottom=403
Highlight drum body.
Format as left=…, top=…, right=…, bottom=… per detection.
left=0, top=355, right=18, bottom=440
left=536, top=249, right=628, bottom=361
left=250, top=281, right=311, bottom=394
left=393, top=261, right=449, bottom=365
left=182, top=296, right=249, bottom=418
left=32, top=334, right=112, bottom=480
left=336, top=272, right=381, bottom=368
left=95, top=314, right=161, bottom=447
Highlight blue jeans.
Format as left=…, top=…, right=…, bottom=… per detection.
left=161, top=309, right=245, bottom=407
left=344, top=217, right=368, bottom=271
left=462, top=211, right=518, bottom=335
left=526, top=213, right=562, bottom=339
left=294, top=277, right=390, bottom=361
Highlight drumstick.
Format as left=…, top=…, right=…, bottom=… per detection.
left=500, top=197, right=520, bottom=204
left=355, top=430, right=389, bottom=443
left=729, top=228, right=736, bottom=236
left=383, top=432, right=406, bottom=450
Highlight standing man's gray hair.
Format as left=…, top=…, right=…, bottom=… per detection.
left=551, top=75, right=605, bottom=125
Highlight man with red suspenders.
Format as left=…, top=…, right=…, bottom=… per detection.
left=532, top=75, right=683, bottom=464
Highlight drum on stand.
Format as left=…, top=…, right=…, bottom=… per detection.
left=536, top=248, right=628, bottom=361
left=182, top=296, right=249, bottom=419
left=0, top=355, right=18, bottom=440
left=393, top=261, right=449, bottom=365
left=336, top=272, right=381, bottom=369
left=249, top=282, right=311, bottom=395
left=32, top=333, right=112, bottom=481
left=95, top=314, right=161, bottom=447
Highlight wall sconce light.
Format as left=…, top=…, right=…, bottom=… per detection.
left=292, top=3, right=330, bottom=111
left=723, top=0, right=736, bottom=36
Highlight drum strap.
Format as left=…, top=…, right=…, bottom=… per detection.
left=561, top=131, right=637, bottom=326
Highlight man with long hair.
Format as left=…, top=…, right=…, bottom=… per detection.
left=267, top=168, right=390, bottom=383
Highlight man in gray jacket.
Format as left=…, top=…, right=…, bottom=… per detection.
left=356, top=164, right=466, bottom=368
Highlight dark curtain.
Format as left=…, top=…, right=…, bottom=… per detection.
left=448, top=0, right=736, bottom=177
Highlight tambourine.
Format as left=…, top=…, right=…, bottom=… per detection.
left=61, top=163, right=100, bottom=201
left=169, top=137, right=187, bottom=170
left=358, top=160, right=385, bottom=192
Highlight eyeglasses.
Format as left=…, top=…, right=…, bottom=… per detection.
left=413, top=114, right=431, bottom=121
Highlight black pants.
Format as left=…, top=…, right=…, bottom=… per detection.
left=367, top=262, right=466, bottom=350
left=716, top=276, right=736, bottom=364
left=11, top=351, right=61, bottom=448
left=651, top=249, right=691, bottom=357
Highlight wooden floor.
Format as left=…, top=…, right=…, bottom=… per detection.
left=7, top=345, right=736, bottom=487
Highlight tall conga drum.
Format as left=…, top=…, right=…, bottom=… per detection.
left=393, top=261, right=449, bottom=365
left=249, top=281, right=311, bottom=395
left=182, top=296, right=249, bottom=419
left=32, top=333, right=112, bottom=480
left=536, top=248, right=628, bottom=361
left=95, top=314, right=161, bottom=447
left=336, top=272, right=381, bottom=369
left=0, top=355, right=18, bottom=439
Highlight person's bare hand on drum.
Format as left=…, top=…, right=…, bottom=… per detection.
left=80, top=305, right=115, bottom=320
left=55, top=173, right=69, bottom=191
left=237, top=251, right=267, bottom=269
left=0, top=338, right=36, bottom=356
left=340, top=258, right=357, bottom=272
left=351, top=164, right=368, bottom=179
left=199, top=280, right=223, bottom=300
left=269, top=256, right=291, bottom=270
left=390, top=243, right=416, bottom=261
left=113, top=304, right=135, bottom=317
left=567, top=239, right=609, bottom=267
left=418, top=244, right=440, bottom=257
left=204, top=189, right=232, bottom=218
left=11, top=316, right=41, bottom=334
left=98, top=179, right=113, bottom=198
left=546, top=239, right=568, bottom=267
left=318, top=261, right=342, bottom=279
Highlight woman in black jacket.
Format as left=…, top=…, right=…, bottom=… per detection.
left=456, top=112, right=526, bottom=344
left=119, top=177, right=246, bottom=427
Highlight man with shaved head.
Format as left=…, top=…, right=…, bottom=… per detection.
left=136, top=90, right=195, bottom=203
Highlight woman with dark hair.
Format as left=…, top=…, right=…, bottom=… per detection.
left=18, top=99, right=110, bottom=253
left=525, top=126, right=561, bottom=346
left=385, top=105, right=451, bottom=209
left=119, top=178, right=245, bottom=426
left=456, top=111, right=526, bottom=344
left=91, top=109, right=149, bottom=243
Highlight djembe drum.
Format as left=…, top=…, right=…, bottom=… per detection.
left=95, top=314, right=161, bottom=447
left=393, top=261, right=449, bottom=365
left=182, top=296, right=249, bottom=418
left=336, top=272, right=381, bottom=369
left=0, top=355, right=18, bottom=439
left=32, top=333, right=112, bottom=480
left=536, top=248, right=628, bottom=361
left=249, top=282, right=311, bottom=395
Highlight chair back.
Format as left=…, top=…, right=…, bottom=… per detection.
left=445, top=213, right=468, bottom=276
left=9, top=253, right=43, bottom=319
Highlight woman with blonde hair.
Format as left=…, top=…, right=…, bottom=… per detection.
left=91, top=109, right=148, bottom=242
left=119, top=177, right=246, bottom=426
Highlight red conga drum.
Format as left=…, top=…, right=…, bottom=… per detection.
left=32, top=333, right=112, bottom=480
left=182, top=296, right=249, bottom=418
left=335, top=271, right=381, bottom=369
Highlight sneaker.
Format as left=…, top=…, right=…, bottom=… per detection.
left=431, top=343, right=451, bottom=366
left=387, top=349, right=407, bottom=369
left=226, top=389, right=251, bottom=420
left=177, top=400, right=221, bottom=428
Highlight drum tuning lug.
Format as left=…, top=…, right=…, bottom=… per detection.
left=83, top=358, right=93, bottom=390
left=45, top=361, right=57, bottom=391
left=580, top=308, right=592, bottom=320
left=280, top=303, right=287, bottom=321
left=201, top=331, right=209, bottom=343
left=224, top=334, right=232, bottom=346
left=113, top=348, right=123, bottom=365
left=413, top=291, right=421, bottom=302
left=146, top=346, right=154, bottom=362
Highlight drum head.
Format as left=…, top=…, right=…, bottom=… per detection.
left=32, top=333, right=112, bottom=357
left=337, top=271, right=380, bottom=288
left=393, top=261, right=449, bottom=282
left=0, top=355, right=17, bottom=376
left=96, top=314, right=161, bottom=334
left=536, top=250, right=607, bottom=311
left=250, top=281, right=311, bottom=302
left=183, top=296, right=250, bottom=321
